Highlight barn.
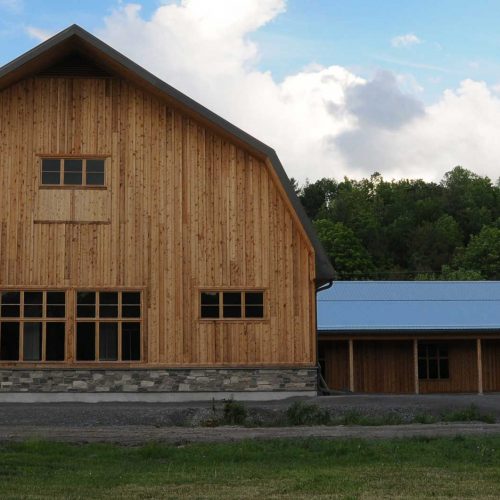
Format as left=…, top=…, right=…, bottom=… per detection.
left=318, top=281, right=500, bottom=394
left=0, top=25, right=334, bottom=401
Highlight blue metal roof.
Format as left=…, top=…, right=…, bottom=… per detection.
left=317, top=281, right=500, bottom=332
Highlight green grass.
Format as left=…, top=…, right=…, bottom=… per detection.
left=199, top=400, right=498, bottom=427
left=1, top=437, right=500, bottom=498
left=440, top=404, right=496, bottom=424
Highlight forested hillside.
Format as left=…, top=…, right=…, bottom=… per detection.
left=293, top=167, right=500, bottom=280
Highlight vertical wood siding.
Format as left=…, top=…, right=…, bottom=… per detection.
left=419, top=340, right=477, bottom=393
left=353, top=340, right=414, bottom=394
left=320, top=340, right=349, bottom=391
left=481, top=340, right=500, bottom=392
left=0, top=76, right=316, bottom=367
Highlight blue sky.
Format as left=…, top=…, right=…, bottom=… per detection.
left=3, top=0, right=500, bottom=103
left=1, top=0, right=500, bottom=182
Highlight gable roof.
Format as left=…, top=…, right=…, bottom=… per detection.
left=0, top=24, right=334, bottom=286
left=318, top=281, right=500, bottom=332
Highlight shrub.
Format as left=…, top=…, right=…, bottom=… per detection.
left=336, top=411, right=404, bottom=426
left=286, top=401, right=330, bottom=426
left=221, top=399, right=247, bottom=425
left=414, top=413, right=438, bottom=424
left=441, top=404, right=495, bottom=424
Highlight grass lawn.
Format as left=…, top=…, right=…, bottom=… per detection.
left=1, top=436, right=500, bottom=498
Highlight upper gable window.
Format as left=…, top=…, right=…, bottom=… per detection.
left=41, top=158, right=106, bottom=187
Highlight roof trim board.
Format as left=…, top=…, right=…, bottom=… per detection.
left=0, top=24, right=335, bottom=285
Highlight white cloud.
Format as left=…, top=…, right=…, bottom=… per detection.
left=25, top=26, right=54, bottom=42
left=93, top=1, right=500, bottom=183
left=391, top=33, right=421, bottom=48
left=335, top=80, right=500, bottom=181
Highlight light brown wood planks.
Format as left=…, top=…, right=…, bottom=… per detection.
left=0, top=75, right=316, bottom=367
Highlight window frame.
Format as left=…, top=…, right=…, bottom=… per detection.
left=418, top=343, right=450, bottom=380
left=38, top=155, right=108, bottom=189
left=74, top=289, right=143, bottom=363
left=199, top=288, right=267, bottom=321
left=0, top=289, right=67, bottom=363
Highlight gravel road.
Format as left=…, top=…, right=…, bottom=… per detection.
left=0, top=423, right=499, bottom=445
left=1, top=394, right=500, bottom=444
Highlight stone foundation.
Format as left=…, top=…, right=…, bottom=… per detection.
left=0, top=368, right=317, bottom=393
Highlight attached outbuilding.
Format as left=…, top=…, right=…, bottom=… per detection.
left=318, top=281, right=500, bottom=394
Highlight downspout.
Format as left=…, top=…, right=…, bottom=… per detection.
left=315, top=280, right=334, bottom=393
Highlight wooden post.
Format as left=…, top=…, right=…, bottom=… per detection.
left=348, top=338, right=354, bottom=393
left=413, top=339, right=419, bottom=395
left=477, top=338, right=483, bottom=395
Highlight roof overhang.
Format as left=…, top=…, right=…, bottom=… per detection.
left=0, top=25, right=335, bottom=286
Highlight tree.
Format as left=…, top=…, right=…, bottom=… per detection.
left=442, top=166, right=500, bottom=239
left=298, top=178, right=338, bottom=220
left=452, top=226, right=500, bottom=279
left=313, top=219, right=374, bottom=279
left=410, top=215, right=463, bottom=273
left=296, top=167, right=500, bottom=280
left=440, top=265, right=484, bottom=281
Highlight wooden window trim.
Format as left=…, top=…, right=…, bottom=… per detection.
left=0, top=290, right=67, bottom=363
left=198, top=288, right=267, bottom=322
left=38, top=156, right=109, bottom=189
left=74, top=290, right=142, bottom=363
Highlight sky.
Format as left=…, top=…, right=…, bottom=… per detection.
left=1, top=0, right=500, bottom=183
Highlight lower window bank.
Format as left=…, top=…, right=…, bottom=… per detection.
left=319, top=336, right=500, bottom=394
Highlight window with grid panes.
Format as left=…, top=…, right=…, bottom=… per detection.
left=0, top=290, right=66, bottom=362
left=41, top=158, right=106, bottom=187
left=200, top=291, right=264, bottom=319
left=418, top=343, right=449, bottom=380
left=76, top=291, right=141, bottom=362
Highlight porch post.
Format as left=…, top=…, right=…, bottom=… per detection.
left=348, top=338, right=354, bottom=393
left=413, top=339, right=419, bottom=394
left=477, top=338, right=483, bottom=395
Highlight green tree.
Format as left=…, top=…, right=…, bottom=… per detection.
left=297, top=167, right=500, bottom=280
left=440, top=265, right=484, bottom=281
left=442, top=166, right=500, bottom=239
left=313, top=219, right=374, bottom=279
left=298, top=178, right=338, bottom=220
left=452, top=226, right=500, bottom=279
left=410, top=215, right=463, bottom=273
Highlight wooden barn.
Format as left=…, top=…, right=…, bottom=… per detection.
left=0, top=25, right=334, bottom=401
left=318, top=281, right=500, bottom=394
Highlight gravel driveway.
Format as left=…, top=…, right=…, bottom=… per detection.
left=0, top=423, right=499, bottom=445
left=1, top=394, right=500, bottom=444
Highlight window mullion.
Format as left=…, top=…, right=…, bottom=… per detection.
left=42, top=321, right=46, bottom=362
left=118, top=322, right=123, bottom=362
left=19, top=322, right=24, bottom=362
left=96, top=292, right=100, bottom=361
left=95, top=321, right=100, bottom=362
left=20, top=292, right=24, bottom=362
left=118, top=292, right=123, bottom=362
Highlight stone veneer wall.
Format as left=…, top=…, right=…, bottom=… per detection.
left=0, top=368, right=317, bottom=393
